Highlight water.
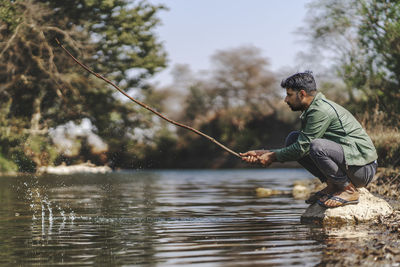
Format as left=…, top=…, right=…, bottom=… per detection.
left=0, top=169, right=381, bottom=266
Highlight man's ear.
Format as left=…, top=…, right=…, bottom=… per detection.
left=299, top=89, right=307, bottom=98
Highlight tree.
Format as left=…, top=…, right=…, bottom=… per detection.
left=0, top=0, right=166, bottom=171
left=357, top=0, right=400, bottom=122
left=303, top=0, right=400, bottom=123
left=208, top=45, right=277, bottom=112
left=37, top=0, right=167, bottom=88
left=181, top=46, right=278, bottom=122
left=166, top=46, right=295, bottom=168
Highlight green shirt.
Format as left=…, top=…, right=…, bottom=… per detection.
left=272, top=92, right=378, bottom=166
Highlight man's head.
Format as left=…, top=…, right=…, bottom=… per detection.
left=281, top=72, right=317, bottom=111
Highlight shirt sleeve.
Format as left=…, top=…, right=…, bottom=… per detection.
left=271, top=108, right=332, bottom=162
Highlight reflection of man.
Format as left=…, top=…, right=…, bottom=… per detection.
left=240, top=72, right=378, bottom=208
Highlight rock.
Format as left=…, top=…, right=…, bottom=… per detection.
left=38, top=162, right=112, bottom=175
left=292, top=178, right=325, bottom=200
left=301, top=188, right=393, bottom=226
left=292, top=184, right=311, bottom=200
left=293, top=178, right=322, bottom=188
left=255, top=187, right=284, bottom=197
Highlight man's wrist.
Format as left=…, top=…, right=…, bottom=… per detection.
left=269, top=149, right=281, bottom=162
left=269, top=151, right=277, bottom=162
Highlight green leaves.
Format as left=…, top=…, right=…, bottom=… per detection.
left=0, top=0, right=167, bottom=171
left=306, top=0, right=400, bottom=124
left=0, top=0, right=22, bottom=31
left=40, top=0, right=167, bottom=87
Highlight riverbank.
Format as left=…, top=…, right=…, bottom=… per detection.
left=285, top=167, right=400, bottom=265
left=364, top=168, right=400, bottom=265
left=367, top=167, right=400, bottom=200
left=325, top=167, right=400, bottom=266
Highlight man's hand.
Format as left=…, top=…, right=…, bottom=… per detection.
left=257, top=151, right=276, bottom=166
left=240, top=150, right=276, bottom=166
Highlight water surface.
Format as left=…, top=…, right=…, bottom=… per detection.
left=0, top=169, right=383, bottom=266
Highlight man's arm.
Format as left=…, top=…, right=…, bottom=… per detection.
left=272, top=108, right=331, bottom=162
left=241, top=108, right=332, bottom=165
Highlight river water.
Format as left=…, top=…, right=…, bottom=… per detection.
left=0, top=169, right=387, bottom=266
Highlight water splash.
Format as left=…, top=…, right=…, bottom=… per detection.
left=21, top=177, right=76, bottom=241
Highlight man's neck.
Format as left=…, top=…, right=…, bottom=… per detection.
left=302, top=94, right=316, bottom=111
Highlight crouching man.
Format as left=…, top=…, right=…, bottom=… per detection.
left=240, top=72, right=378, bottom=208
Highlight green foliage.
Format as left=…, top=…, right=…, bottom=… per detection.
left=209, top=46, right=277, bottom=112
left=0, top=0, right=22, bottom=31
left=39, top=0, right=167, bottom=87
left=140, top=109, right=295, bottom=169
left=304, top=0, right=400, bottom=167
left=356, top=0, right=400, bottom=122
left=369, top=128, right=400, bottom=167
left=361, top=110, right=400, bottom=167
left=134, top=46, right=298, bottom=169
left=181, top=46, right=278, bottom=122
left=184, top=85, right=213, bottom=121
left=0, top=0, right=166, bottom=171
left=306, top=0, right=400, bottom=124
left=0, top=100, right=29, bottom=172
left=0, top=153, right=18, bottom=173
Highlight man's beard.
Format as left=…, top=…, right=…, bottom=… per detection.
left=287, top=103, right=303, bottom=111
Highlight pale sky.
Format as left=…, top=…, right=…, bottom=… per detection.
left=146, top=0, right=314, bottom=86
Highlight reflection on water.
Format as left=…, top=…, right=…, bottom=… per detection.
left=0, top=169, right=387, bottom=266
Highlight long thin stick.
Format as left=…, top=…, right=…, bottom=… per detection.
left=56, top=39, right=241, bottom=158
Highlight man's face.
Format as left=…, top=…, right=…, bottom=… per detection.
left=284, top=88, right=303, bottom=111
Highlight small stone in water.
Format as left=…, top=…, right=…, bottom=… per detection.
left=292, top=184, right=311, bottom=200
left=255, top=187, right=282, bottom=197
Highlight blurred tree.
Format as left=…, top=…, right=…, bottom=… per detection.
left=166, top=46, right=296, bottom=168
left=0, top=0, right=166, bottom=171
left=209, top=45, right=277, bottom=112
left=157, top=64, right=196, bottom=119
left=182, top=46, right=277, bottom=122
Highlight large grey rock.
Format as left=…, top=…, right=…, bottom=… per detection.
left=301, top=188, right=393, bottom=226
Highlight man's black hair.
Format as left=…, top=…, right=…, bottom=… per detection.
left=280, top=71, right=317, bottom=93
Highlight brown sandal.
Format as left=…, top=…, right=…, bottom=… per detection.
left=318, top=196, right=359, bottom=208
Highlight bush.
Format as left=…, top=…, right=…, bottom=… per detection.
left=368, top=127, right=400, bottom=168
left=0, top=153, right=18, bottom=173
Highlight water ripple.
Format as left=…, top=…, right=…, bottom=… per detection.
left=0, top=169, right=331, bottom=266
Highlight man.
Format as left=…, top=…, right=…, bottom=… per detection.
left=240, top=72, right=378, bottom=208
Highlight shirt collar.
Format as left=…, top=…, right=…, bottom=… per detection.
left=300, top=92, right=324, bottom=119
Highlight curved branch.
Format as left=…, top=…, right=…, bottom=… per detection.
left=0, top=23, right=23, bottom=58
left=56, top=38, right=241, bottom=158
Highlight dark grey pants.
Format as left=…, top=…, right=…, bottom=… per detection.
left=285, top=131, right=377, bottom=188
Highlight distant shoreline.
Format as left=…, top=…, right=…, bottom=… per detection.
left=37, top=162, right=112, bottom=175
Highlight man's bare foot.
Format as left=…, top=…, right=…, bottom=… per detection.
left=320, top=183, right=359, bottom=208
